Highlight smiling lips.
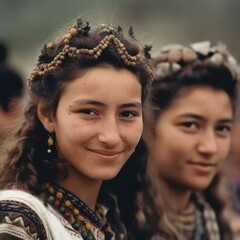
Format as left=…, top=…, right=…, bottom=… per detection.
left=188, top=161, right=216, bottom=167
left=87, top=148, right=124, bottom=158
left=187, top=161, right=217, bottom=173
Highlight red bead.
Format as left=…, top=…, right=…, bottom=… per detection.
left=64, top=210, right=71, bottom=219
left=54, top=199, right=61, bottom=208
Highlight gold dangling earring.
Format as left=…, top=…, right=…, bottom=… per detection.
left=47, top=132, right=54, bottom=154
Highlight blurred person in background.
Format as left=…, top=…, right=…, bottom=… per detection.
left=0, top=41, right=25, bottom=143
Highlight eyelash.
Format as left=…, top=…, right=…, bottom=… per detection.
left=79, top=109, right=97, bottom=115
left=180, top=122, right=232, bottom=135
left=181, top=122, right=198, bottom=129
left=120, top=111, right=139, bottom=119
left=77, top=109, right=139, bottom=119
left=216, top=125, right=232, bottom=133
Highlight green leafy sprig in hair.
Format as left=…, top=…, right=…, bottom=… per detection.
left=144, top=44, right=152, bottom=59
left=74, top=18, right=90, bottom=36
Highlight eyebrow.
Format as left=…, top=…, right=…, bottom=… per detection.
left=177, top=113, right=233, bottom=123
left=71, top=99, right=142, bottom=108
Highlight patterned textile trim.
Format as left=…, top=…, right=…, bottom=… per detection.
left=194, top=193, right=220, bottom=240
left=0, top=223, right=37, bottom=240
left=0, top=200, right=48, bottom=240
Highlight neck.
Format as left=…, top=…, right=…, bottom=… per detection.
left=160, top=178, right=192, bottom=212
left=57, top=167, right=102, bottom=210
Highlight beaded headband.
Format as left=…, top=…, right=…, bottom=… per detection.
left=28, top=18, right=153, bottom=87
left=154, top=41, right=239, bottom=80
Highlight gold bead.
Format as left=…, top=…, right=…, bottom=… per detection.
left=47, top=42, right=54, bottom=48
left=85, top=223, right=92, bottom=231
left=48, top=186, right=54, bottom=194
left=69, top=27, right=78, bottom=36
left=47, top=137, right=54, bottom=146
left=109, top=35, right=114, bottom=40
left=66, top=33, right=72, bottom=40
left=73, top=208, right=80, bottom=215
left=89, top=50, right=94, bottom=55
left=78, top=215, right=84, bottom=221
left=65, top=200, right=71, bottom=207
left=56, top=191, right=63, bottom=199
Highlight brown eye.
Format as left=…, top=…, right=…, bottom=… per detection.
left=216, top=125, right=231, bottom=134
left=182, top=122, right=198, bottom=129
left=79, top=109, right=97, bottom=115
left=120, top=111, right=138, bottom=118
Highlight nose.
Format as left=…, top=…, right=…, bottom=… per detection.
left=197, top=130, right=218, bottom=156
left=97, top=116, right=121, bottom=147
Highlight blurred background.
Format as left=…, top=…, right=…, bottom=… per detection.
left=0, top=0, right=240, bottom=81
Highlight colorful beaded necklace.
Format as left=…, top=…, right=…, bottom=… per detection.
left=43, top=183, right=114, bottom=240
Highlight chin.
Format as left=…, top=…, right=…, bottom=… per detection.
left=91, top=169, right=121, bottom=181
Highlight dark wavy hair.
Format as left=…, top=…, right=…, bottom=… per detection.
left=0, top=21, right=152, bottom=240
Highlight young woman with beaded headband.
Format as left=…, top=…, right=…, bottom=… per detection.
left=110, top=41, right=239, bottom=240
left=0, top=17, right=153, bottom=240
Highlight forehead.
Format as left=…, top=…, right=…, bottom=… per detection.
left=59, top=65, right=142, bottom=105
left=164, top=86, right=233, bottom=118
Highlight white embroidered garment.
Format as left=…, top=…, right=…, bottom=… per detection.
left=0, top=189, right=104, bottom=240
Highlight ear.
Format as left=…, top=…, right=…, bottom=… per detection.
left=37, top=101, right=54, bottom=132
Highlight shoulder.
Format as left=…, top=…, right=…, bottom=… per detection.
left=0, top=189, right=49, bottom=239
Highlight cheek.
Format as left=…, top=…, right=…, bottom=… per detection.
left=123, top=122, right=143, bottom=146
left=155, top=131, right=193, bottom=155
left=152, top=136, right=194, bottom=171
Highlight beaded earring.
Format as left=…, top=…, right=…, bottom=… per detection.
left=47, top=133, right=54, bottom=154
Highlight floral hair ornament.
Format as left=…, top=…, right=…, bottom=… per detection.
left=27, top=18, right=153, bottom=87
left=154, top=41, right=240, bottom=80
